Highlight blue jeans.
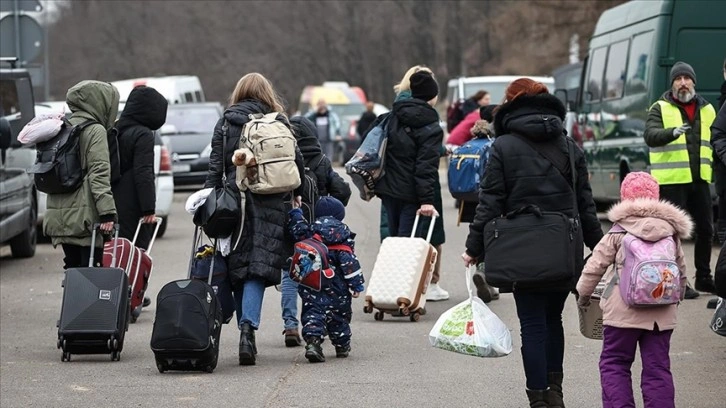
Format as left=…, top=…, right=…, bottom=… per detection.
left=233, top=278, right=266, bottom=330
left=280, top=270, right=300, bottom=330
left=513, top=290, right=569, bottom=390
left=381, top=195, right=418, bottom=237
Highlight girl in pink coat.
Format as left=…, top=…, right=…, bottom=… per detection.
left=576, top=172, right=692, bottom=408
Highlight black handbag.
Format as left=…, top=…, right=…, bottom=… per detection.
left=193, top=121, right=241, bottom=238
left=483, top=136, right=584, bottom=288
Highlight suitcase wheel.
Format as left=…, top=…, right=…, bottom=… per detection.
left=363, top=304, right=373, bottom=314
left=204, top=365, right=214, bottom=373
left=409, top=312, right=421, bottom=322
left=398, top=306, right=410, bottom=316
left=374, top=311, right=384, bottom=321
left=61, top=351, right=71, bottom=362
left=156, top=361, right=167, bottom=373
left=111, top=351, right=121, bottom=362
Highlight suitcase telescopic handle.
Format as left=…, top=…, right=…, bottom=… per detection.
left=90, top=223, right=120, bottom=268
left=131, top=216, right=163, bottom=255
left=410, top=214, right=437, bottom=243
left=188, top=226, right=216, bottom=285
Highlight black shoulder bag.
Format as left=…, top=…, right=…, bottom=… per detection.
left=193, top=121, right=242, bottom=238
left=483, top=136, right=584, bottom=288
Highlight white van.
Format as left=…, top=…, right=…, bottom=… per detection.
left=446, top=75, right=556, bottom=107
left=111, top=76, right=205, bottom=105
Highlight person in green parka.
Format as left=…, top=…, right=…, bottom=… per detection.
left=43, top=80, right=119, bottom=268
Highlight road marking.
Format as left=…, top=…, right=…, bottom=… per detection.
left=70, top=385, right=90, bottom=392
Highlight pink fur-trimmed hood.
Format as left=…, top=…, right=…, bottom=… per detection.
left=607, top=198, right=693, bottom=240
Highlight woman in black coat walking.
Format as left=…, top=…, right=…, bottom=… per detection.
left=113, top=85, right=168, bottom=250
left=463, top=78, right=603, bottom=407
left=204, top=72, right=305, bottom=366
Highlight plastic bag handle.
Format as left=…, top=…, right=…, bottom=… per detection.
left=465, top=265, right=477, bottom=303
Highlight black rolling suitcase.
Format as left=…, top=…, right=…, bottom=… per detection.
left=57, top=226, right=129, bottom=362
left=150, top=227, right=222, bottom=373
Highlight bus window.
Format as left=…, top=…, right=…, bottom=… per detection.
left=604, top=40, right=629, bottom=100
left=194, top=91, right=202, bottom=102
left=586, top=47, right=607, bottom=102
left=625, top=31, right=654, bottom=96
left=184, top=92, right=194, bottom=103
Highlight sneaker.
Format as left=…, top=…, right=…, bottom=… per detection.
left=472, top=272, right=492, bottom=303
left=142, top=296, right=151, bottom=308
left=426, top=283, right=450, bottom=301
left=684, top=285, right=700, bottom=300
left=335, top=346, right=350, bottom=358
left=304, top=339, right=325, bottom=363
left=694, top=277, right=717, bottom=294
left=283, top=328, right=302, bottom=347
left=488, top=285, right=500, bottom=301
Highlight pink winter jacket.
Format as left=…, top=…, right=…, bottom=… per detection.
left=576, top=199, right=693, bottom=331
left=446, top=110, right=480, bottom=146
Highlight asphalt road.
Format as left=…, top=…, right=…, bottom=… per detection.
left=1, top=172, right=724, bottom=408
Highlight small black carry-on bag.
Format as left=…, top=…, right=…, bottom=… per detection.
left=57, top=226, right=129, bottom=362
left=150, top=227, right=223, bottom=373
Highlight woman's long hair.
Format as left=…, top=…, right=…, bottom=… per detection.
left=229, top=73, right=286, bottom=113
left=393, top=65, right=434, bottom=94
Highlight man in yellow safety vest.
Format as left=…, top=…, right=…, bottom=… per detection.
left=644, top=61, right=718, bottom=297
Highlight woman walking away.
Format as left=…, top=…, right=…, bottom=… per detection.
left=372, top=65, right=449, bottom=300
left=204, top=72, right=305, bottom=366
left=577, top=172, right=691, bottom=408
left=463, top=78, right=603, bottom=407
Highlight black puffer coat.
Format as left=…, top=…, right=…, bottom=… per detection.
left=289, top=116, right=351, bottom=205
left=204, top=100, right=305, bottom=289
left=465, top=93, right=603, bottom=292
left=113, top=86, right=168, bottom=249
left=374, top=98, right=443, bottom=205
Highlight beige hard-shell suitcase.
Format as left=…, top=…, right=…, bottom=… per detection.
left=364, top=215, right=438, bottom=322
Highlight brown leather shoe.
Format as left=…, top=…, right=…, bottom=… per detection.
left=284, top=328, right=302, bottom=347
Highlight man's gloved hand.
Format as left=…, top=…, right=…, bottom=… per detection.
left=672, top=124, right=691, bottom=138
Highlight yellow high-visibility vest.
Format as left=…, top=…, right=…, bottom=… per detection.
left=648, top=100, right=716, bottom=184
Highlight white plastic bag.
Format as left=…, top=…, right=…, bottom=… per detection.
left=17, top=113, right=65, bottom=145
left=428, top=266, right=512, bottom=357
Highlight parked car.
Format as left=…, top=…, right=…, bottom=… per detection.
left=0, top=117, right=36, bottom=258
left=33, top=103, right=175, bottom=238
left=162, top=102, right=223, bottom=187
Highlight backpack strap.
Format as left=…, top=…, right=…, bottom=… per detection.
left=601, top=224, right=627, bottom=299
left=327, top=243, right=353, bottom=254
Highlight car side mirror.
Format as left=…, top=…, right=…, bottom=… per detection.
left=554, top=89, right=569, bottom=108
left=0, top=117, right=12, bottom=150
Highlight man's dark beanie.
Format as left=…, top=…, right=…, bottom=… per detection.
left=410, top=71, right=439, bottom=101
left=670, top=61, right=696, bottom=84
left=479, top=104, right=498, bottom=123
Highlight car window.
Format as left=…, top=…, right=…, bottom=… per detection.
left=463, top=82, right=509, bottom=105
left=330, top=104, right=365, bottom=118
left=0, top=79, right=20, bottom=116
left=165, top=107, right=220, bottom=134
left=625, top=31, right=653, bottom=96
left=586, top=47, right=607, bottom=102
left=604, top=40, right=629, bottom=100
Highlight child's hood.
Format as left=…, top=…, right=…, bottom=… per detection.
left=607, top=198, right=693, bottom=240
left=312, top=216, right=352, bottom=245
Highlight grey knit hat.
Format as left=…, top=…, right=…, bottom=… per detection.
left=670, top=61, right=696, bottom=84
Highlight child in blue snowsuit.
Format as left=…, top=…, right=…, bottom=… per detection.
left=288, top=196, right=365, bottom=363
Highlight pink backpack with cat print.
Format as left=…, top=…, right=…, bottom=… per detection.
left=608, top=224, right=681, bottom=307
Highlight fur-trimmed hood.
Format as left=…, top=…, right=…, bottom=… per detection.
left=607, top=198, right=693, bottom=240
left=493, top=93, right=566, bottom=141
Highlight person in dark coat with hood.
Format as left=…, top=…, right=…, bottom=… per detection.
left=113, top=85, right=167, bottom=250
left=278, top=115, right=352, bottom=347
left=204, top=72, right=305, bottom=366
left=370, top=66, right=449, bottom=301
left=463, top=78, right=603, bottom=408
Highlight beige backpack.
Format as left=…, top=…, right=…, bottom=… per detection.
left=235, top=113, right=301, bottom=194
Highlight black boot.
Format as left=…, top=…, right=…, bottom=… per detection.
left=238, top=322, right=256, bottom=366
left=526, top=389, right=549, bottom=408
left=304, top=337, right=325, bottom=363
left=547, top=372, right=565, bottom=407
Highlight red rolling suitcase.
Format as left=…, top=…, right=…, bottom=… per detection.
left=103, top=218, right=162, bottom=322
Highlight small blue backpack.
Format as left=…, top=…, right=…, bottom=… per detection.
left=448, top=138, right=492, bottom=202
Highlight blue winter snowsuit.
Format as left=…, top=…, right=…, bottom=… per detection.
left=288, top=209, right=365, bottom=349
